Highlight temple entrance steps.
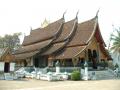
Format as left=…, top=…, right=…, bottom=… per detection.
left=89, top=70, right=118, bottom=80
left=0, top=72, right=4, bottom=80
left=48, top=67, right=81, bottom=73
left=0, top=72, right=16, bottom=80
left=4, top=73, right=14, bottom=80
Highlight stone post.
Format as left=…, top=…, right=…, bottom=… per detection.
left=84, top=61, right=88, bottom=80
left=55, top=61, right=60, bottom=74
left=47, top=72, right=52, bottom=81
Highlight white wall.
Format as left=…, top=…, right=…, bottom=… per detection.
left=0, top=62, right=4, bottom=71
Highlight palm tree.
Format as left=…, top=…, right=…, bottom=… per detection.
left=110, top=29, right=120, bottom=62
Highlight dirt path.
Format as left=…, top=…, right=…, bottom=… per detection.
left=0, top=79, right=120, bottom=90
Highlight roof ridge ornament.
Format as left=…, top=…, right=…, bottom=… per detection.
left=76, top=10, right=79, bottom=19
left=95, top=8, right=100, bottom=18
left=62, top=10, right=67, bottom=19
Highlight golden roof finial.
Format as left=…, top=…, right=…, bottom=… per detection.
left=41, top=18, right=50, bottom=28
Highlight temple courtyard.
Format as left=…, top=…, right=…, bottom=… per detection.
left=0, top=79, right=120, bottom=90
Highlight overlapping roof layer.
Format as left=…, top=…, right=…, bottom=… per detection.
left=15, top=15, right=109, bottom=60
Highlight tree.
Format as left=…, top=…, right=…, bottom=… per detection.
left=110, top=29, right=120, bottom=62
left=0, top=32, right=21, bottom=52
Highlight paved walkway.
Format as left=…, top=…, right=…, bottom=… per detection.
left=0, top=79, right=120, bottom=90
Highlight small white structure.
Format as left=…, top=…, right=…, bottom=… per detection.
left=56, top=67, right=60, bottom=74
left=62, top=72, right=68, bottom=80
left=0, top=62, right=16, bottom=80
left=4, top=62, right=15, bottom=80
left=55, top=61, right=60, bottom=74
left=47, top=72, right=52, bottom=81
left=82, top=61, right=88, bottom=80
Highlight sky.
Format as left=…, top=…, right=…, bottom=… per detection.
left=0, top=0, right=120, bottom=46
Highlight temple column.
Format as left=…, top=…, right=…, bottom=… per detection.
left=97, top=42, right=100, bottom=62
left=48, top=56, right=54, bottom=67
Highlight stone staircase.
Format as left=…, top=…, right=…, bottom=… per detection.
left=0, top=73, right=4, bottom=80
left=4, top=73, right=14, bottom=80
left=94, top=70, right=118, bottom=80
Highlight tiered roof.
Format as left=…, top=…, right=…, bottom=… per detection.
left=15, top=14, right=109, bottom=60
left=41, top=18, right=77, bottom=55
left=15, top=18, right=64, bottom=55
left=22, top=18, right=64, bottom=46
left=15, top=39, right=53, bottom=54
left=15, top=51, right=39, bottom=60
left=53, top=18, right=97, bottom=59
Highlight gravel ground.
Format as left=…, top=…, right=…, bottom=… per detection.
left=0, top=79, right=120, bottom=90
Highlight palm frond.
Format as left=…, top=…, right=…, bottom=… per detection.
left=110, top=28, right=120, bottom=55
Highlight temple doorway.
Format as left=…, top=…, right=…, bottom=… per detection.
left=34, top=58, right=39, bottom=67
left=4, top=62, right=10, bottom=73
left=34, top=56, right=48, bottom=68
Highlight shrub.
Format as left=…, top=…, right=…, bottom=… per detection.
left=98, top=61, right=108, bottom=69
left=71, top=70, right=81, bottom=81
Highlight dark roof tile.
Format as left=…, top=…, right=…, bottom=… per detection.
left=15, top=51, right=39, bottom=60
left=67, top=18, right=96, bottom=46
left=42, top=42, right=66, bottom=55
left=54, top=46, right=86, bottom=59
left=16, top=39, right=52, bottom=54
left=22, top=18, right=64, bottom=46
left=54, top=19, right=76, bottom=42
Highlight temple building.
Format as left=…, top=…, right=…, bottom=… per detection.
left=0, top=48, right=14, bottom=72
left=14, top=13, right=110, bottom=69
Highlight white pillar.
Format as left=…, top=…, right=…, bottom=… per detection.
left=47, top=72, right=52, bottom=81
left=56, top=66, right=60, bottom=74
left=84, top=66, right=88, bottom=80
left=47, top=75, right=52, bottom=81
left=55, top=61, right=60, bottom=74
left=84, top=61, right=88, bottom=80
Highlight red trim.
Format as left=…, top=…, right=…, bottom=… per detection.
left=94, top=24, right=106, bottom=46
left=94, top=24, right=109, bottom=59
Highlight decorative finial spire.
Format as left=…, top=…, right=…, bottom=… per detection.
left=76, top=10, right=79, bottom=19
left=30, top=26, right=32, bottom=31
left=95, top=8, right=100, bottom=18
left=41, top=18, right=49, bottom=28
left=62, top=10, right=67, bottom=19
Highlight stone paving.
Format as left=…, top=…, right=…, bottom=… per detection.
left=0, top=79, right=120, bottom=90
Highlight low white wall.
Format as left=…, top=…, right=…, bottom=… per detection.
left=0, top=62, right=15, bottom=72
left=0, top=62, right=4, bottom=71
left=10, top=63, right=15, bottom=72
